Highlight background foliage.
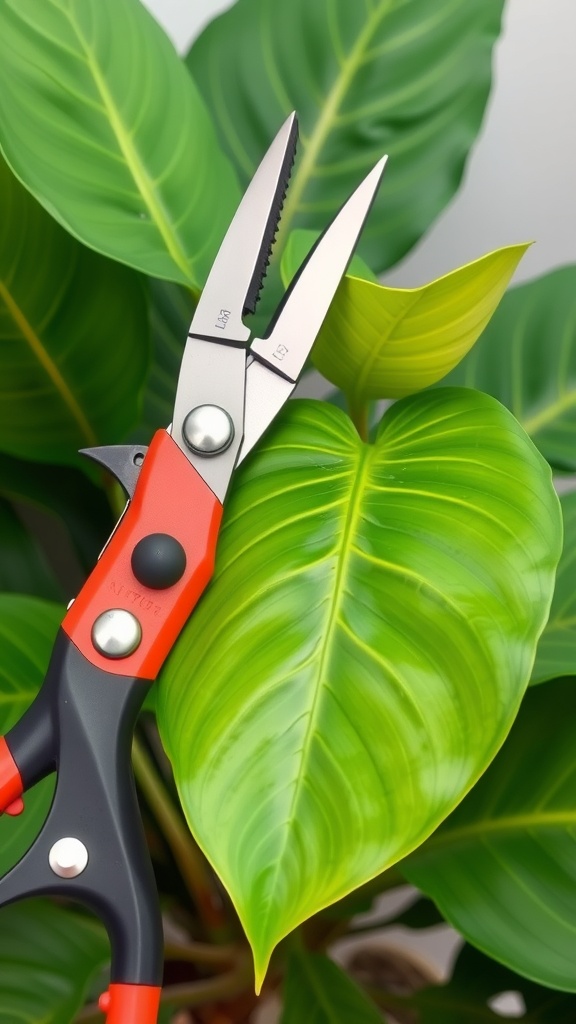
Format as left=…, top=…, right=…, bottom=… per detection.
left=0, top=0, right=573, bottom=1021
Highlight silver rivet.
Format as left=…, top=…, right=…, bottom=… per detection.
left=49, top=837, right=88, bottom=878
left=182, top=405, right=234, bottom=456
left=91, top=609, right=142, bottom=658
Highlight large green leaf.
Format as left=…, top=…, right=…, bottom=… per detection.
left=158, top=391, right=561, bottom=987
left=532, top=490, right=576, bottom=685
left=0, top=0, right=240, bottom=290
left=281, top=236, right=527, bottom=406
left=440, top=267, right=576, bottom=471
left=0, top=595, right=62, bottom=875
left=0, top=156, right=149, bottom=465
left=137, top=279, right=195, bottom=440
left=403, top=943, right=576, bottom=1022
left=281, top=949, right=382, bottom=1023
left=0, top=500, right=61, bottom=600
left=189, top=0, right=505, bottom=273
left=0, top=451, right=112, bottom=573
left=405, top=676, right=576, bottom=991
left=0, top=901, right=108, bottom=1023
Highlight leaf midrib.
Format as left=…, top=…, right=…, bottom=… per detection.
left=260, top=442, right=374, bottom=935
left=522, top=389, right=576, bottom=437
left=0, top=278, right=97, bottom=447
left=63, top=5, right=195, bottom=287
left=279, top=0, right=393, bottom=240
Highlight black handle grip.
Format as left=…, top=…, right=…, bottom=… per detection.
left=1, top=631, right=162, bottom=986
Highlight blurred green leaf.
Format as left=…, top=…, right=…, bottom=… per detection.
left=0, top=157, right=149, bottom=466
left=0, top=0, right=240, bottom=290
left=282, top=241, right=527, bottom=405
left=390, top=896, right=445, bottom=931
left=0, top=901, right=108, bottom=1023
left=405, top=676, right=576, bottom=991
left=190, top=0, right=505, bottom=273
left=440, top=267, right=576, bottom=471
left=0, top=451, right=112, bottom=573
left=0, top=595, right=62, bottom=875
left=281, top=949, right=382, bottom=1023
left=532, top=490, right=576, bottom=685
left=137, top=280, right=195, bottom=440
left=406, top=943, right=576, bottom=1022
left=0, top=499, right=61, bottom=599
left=159, top=391, right=560, bottom=987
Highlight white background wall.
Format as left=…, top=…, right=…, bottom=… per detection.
left=142, top=0, right=576, bottom=288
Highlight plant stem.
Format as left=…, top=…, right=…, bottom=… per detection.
left=161, top=956, right=253, bottom=1009
left=132, top=736, right=227, bottom=936
left=164, top=939, right=238, bottom=969
left=349, top=399, right=370, bottom=441
left=76, top=958, right=253, bottom=1023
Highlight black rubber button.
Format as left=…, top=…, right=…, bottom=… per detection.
left=131, top=533, right=187, bottom=590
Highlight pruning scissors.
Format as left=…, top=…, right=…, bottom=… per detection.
left=0, top=113, right=387, bottom=1024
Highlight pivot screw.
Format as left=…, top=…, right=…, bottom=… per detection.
left=49, top=837, right=89, bottom=878
left=132, top=533, right=187, bottom=590
left=91, top=609, right=142, bottom=658
left=183, top=405, right=234, bottom=456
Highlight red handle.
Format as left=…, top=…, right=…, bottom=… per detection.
left=99, top=984, right=162, bottom=1024
left=63, top=431, right=223, bottom=679
left=0, top=736, right=23, bottom=814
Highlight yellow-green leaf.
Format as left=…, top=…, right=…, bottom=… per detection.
left=282, top=237, right=529, bottom=405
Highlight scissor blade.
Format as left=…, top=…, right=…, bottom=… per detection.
left=250, top=155, right=388, bottom=382
left=189, top=112, right=298, bottom=345
left=239, top=155, right=388, bottom=460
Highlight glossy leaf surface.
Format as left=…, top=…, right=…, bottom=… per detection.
left=0, top=595, right=61, bottom=875
left=159, top=391, right=561, bottom=985
left=406, top=676, right=576, bottom=991
left=0, top=157, right=149, bottom=465
left=0, top=0, right=240, bottom=289
left=0, top=499, right=61, bottom=600
left=281, top=239, right=527, bottom=403
left=190, top=0, right=505, bottom=272
left=441, top=267, right=576, bottom=471
left=532, top=490, right=576, bottom=684
left=282, top=949, right=382, bottom=1023
left=0, top=901, right=108, bottom=1023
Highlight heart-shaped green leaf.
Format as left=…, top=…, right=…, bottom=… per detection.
left=532, top=490, right=576, bottom=685
left=0, top=595, right=62, bottom=874
left=440, top=267, right=576, bottom=471
left=0, top=451, right=112, bottom=573
left=158, top=391, right=561, bottom=987
left=0, top=0, right=240, bottom=289
left=405, top=676, right=576, bottom=991
left=281, top=238, right=527, bottom=406
left=189, top=0, right=505, bottom=273
left=0, top=901, right=108, bottom=1023
left=281, top=949, right=382, bottom=1024
left=0, top=157, right=149, bottom=465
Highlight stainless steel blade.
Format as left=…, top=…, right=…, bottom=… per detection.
left=188, top=112, right=298, bottom=345
left=249, top=155, right=388, bottom=382
left=239, top=155, right=388, bottom=460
